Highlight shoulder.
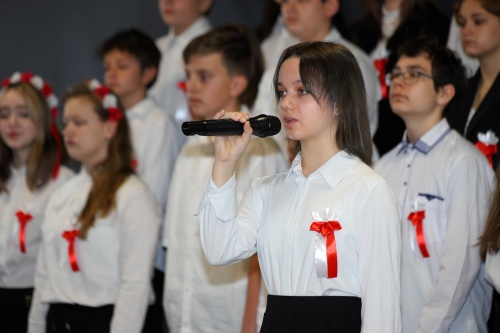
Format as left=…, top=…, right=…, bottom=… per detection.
left=155, top=34, right=170, bottom=49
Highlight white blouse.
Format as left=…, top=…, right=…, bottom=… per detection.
left=199, top=150, right=402, bottom=333
left=375, top=119, right=494, bottom=333
left=28, top=169, right=161, bottom=333
left=485, top=251, right=500, bottom=293
left=163, top=135, right=288, bottom=333
left=0, top=166, right=73, bottom=288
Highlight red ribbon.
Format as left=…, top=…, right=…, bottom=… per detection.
left=131, top=158, right=138, bottom=170
left=408, top=210, right=429, bottom=258
left=62, top=230, right=80, bottom=272
left=374, top=58, right=389, bottom=99
left=177, top=81, right=187, bottom=93
left=310, top=221, right=342, bottom=278
left=475, top=141, right=497, bottom=168
left=15, top=210, right=33, bottom=253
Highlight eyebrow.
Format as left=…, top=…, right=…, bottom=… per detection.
left=394, top=64, right=427, bottom=72
left=277, top=79, right=303, bottom=87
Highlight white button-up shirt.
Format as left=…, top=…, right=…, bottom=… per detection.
left=149, top=17, right=211, bottom=149
left=375, top=119, right=494, bottom=333
left=255, top=27, right=380, bottom=157
left=199, top=150, right=402, bottom=333
left=127, top=97, right=179, bottom=271
left=163, top=135, right=288, bottom=333
left=0, top=166, right=73, bottom=288
left=28, top=170, right=161, bottom=333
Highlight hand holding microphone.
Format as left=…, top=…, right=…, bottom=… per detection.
left=182, top=113, right=281, bottom=138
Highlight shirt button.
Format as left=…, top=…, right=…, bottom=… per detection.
left=407, top=164, right=411, bottom=168
left=403, top=182, right=407, bottom=186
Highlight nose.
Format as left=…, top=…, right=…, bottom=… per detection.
left=280, top=94, right=294, bottom=111
left=62, top=123, right=72, bottom=138
left=6, top=112, right=19, bottom=126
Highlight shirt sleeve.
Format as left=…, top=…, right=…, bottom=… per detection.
left=198, top=174, right=260, bottom=266
left=358, top=179, right=402, bottom=333
left=28, top=246, right=49, bottom=333
left=110, top=182, right=161, bottom=333
left=416, top=155, right=494, bottom=332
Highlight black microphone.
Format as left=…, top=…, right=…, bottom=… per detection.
left=182, top=114, right=281, bottom=138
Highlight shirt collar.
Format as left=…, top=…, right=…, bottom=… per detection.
left=168, top=17, right=210, bottom=46
left=285, top=150, right=361, bottom=189
left=126, top=97, right=155, bottom=119
left=397, top=118, right=451, bottom=155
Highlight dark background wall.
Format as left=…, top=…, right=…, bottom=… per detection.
left=0, top=0, right=455, bottom=97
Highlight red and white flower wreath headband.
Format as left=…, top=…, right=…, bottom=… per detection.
left=2, top=71, right=62, bottom=178
left=88, top=79, right=123, bottom=122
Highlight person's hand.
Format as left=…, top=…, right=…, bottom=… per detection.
left=212, top=110, right=252, bottom=187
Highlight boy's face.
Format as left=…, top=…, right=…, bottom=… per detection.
left=389, top=54, right=441, bottom=120
left=185, top=53, right=241, bottom=120
left=278, top=0, right=337, bottom=42
left=158, top=0, right=212, bottom=35
left=103, top=49, right=149, bottom=107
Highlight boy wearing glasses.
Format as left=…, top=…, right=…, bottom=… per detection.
left=375, top=36, right=494, bottom=333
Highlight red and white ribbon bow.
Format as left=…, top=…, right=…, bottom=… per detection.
left=310, top=209, right=342, bottom=279
left=408, top=210, right=429, bottom=258
left=15, top=210, right=33, bottom=253
left=476, top=130, right=498, bottom=168
left=374, top=58, right=389, bottom=99
left=62, top=230, right=80, bottom=272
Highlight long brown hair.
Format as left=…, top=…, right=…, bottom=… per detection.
left=62, top=82, right=134, bottom=239
left=480, top=167, right=500, bottom=261
left=364, top=0, right=434, bottom=31
left=0, top=83, right=66, bottom=193
left=273, top=41, right=372, bottom=165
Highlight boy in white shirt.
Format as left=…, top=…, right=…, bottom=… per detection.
left=150, top=0, right=213, bottom=149
left=375, top=36, right=494, bottom=333
left=163, top=24, right=288, bottom=333
left=99, top=28, right=178, bottom=333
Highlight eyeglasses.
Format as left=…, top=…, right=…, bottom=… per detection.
left=386, top=71, right=433, bottom=85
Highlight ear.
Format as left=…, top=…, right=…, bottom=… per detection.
left=229, top=75, right=248, bottom=99
left=324, top=0, right=340, bottom=19
left=103, top=120, right=118, bottom=141
left=436, top=84, right=455, bottom=108
left=141, top=67, right=157, bottom=87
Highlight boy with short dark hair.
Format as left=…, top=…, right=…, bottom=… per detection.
left=375, top=36, right=494, bottom=333
left=99, top=27, right=179, bottom=333
left=163, top=24, right=287, bottom=333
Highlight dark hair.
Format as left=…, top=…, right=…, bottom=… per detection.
left=0, top=82, right=67, bottom=193
left=480, top=166, right=500, bottom=260
left=273, top=41, right=372, bottom=165
left=61, top=82, right=134, bottom=239
left=99, top=28, right=161, bottom=89
left=364, top=0, right=434, bottom=31
left=183, top=24, right=264, bottom=108
left=396, top=36, right=467, bottom=114
left=455, top=0, right=500, bottom=19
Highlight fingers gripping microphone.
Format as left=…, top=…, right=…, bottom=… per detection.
left=182, top=114, right=281, bottom=138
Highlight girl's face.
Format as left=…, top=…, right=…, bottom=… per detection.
left=0, top=89, right=37, bottom=163
left=62, top=96, right=115, bottom=170
left=457, top=0, right=500, bottom=59
left=276, top=57, right=333, bottom=144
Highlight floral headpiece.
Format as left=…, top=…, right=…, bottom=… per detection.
left=2, top=71, right=59, bottom=118
left=1, top=71, right=61, bottom=178
left=88, top=79, right=123, bottom=122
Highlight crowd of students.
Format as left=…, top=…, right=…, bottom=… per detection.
left=1, top=0, right=499, bottom=332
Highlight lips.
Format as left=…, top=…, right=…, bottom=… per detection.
left=7, top=132, right=19, bottom=139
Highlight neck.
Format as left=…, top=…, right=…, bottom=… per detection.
left=384, top=0, right=403, bottom=12
left=298, top=24, right=331, bottom=43
left=403, top=112, right=442, bottom=144
left=202, top=101, right=241, bottom=120
left=299, top=139, right=339, bottom=177
left=122, top=90, right=147, bottom=111
left=13, top=148, right=30, bottom=169
left=172, top=17, right=199, bottom=37
left=479, top=52, right=500, bottom=83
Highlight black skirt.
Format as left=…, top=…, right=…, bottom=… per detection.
left=0, top=287, right=33, bottom=333
left=260, top=295, right=362, bottom=333
left=46, top=303, right=114, bottom=333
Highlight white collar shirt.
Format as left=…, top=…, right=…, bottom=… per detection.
left=254, top=27, right=380, bottom=158
left=374, top=119, right=494, bottom=333
left=28, top=169, right=161, bottom=333
left=0, top=166, right=73, bottom=288
left=199, top=150, right=402, bottom=333
left=163, top=134, right=287, bottom=333
left=149, top=17, right=211, bottom=149
left=126, top=97, right=179, bottom=271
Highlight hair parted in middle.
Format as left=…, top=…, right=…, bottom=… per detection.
left=61, top=82, right=134, bottom=239
left=182, top=23, right=265, bottom=109
left=273, top=41, right=372, bottom=165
